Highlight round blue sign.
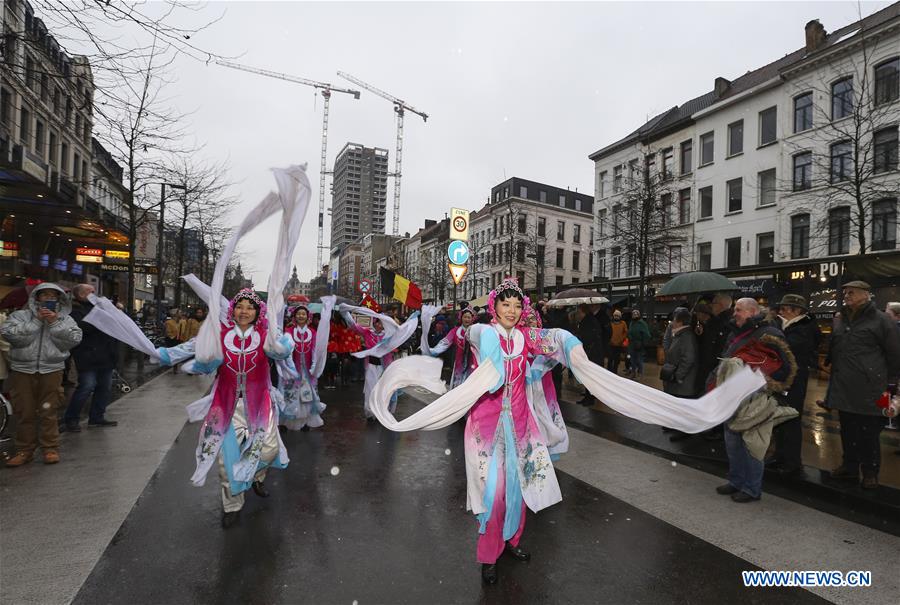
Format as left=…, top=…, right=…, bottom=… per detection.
left=447, top=240, right=470, bottom=265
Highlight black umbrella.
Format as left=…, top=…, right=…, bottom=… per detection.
left=657, top=272, right=738, bottom=297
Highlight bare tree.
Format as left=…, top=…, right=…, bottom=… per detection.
left=419, top=244, right=452, bottom=305
left=608, top=149, right=689, bottom=312
left=781, top=22, right=899, bottom=256
left=162, top=156, right=236, bottom=306
left=91, top=34, right=196, bottom=314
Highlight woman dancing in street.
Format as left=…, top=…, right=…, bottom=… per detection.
left=421, top=307, right=478, bottom=388
left=365, top=278, right=766, bottom=584
left=278, top=302, right=332, bottom=431
left=158, top=289, right=295, bottom=528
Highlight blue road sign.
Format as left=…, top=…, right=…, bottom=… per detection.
left=447, top=240, right=470, bottom=265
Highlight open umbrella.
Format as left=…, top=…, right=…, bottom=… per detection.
left=544, top=288, right=609, bottom=308
left=657, top=271, right=739, bottom=297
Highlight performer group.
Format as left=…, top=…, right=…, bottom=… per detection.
left=79, top=163, right=767, bottom=585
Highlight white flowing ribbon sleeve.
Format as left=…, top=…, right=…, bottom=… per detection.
left=419, top=304, right=441, bottom=355
left=264, top=166, right=312, bottom=353
left=310, top=296, right=336, bottom=378
left=369, top=354, right=501, bottom=431
left=84, top=294, right=160, bottom=359
left=561, top=335, right=766, bottom=433
left=181, top=273, right=230, bottom=324
left=350, top=311, right=420, bottom=359
left=194, top=164, right=311, bottom=365
left=429, top=337, right=452, bottom=356
left=338, top=304, right=401, bottom=335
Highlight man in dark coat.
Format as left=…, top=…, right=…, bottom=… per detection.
left=695, top=293, right=734, bottom=395
left=827, top=281, right=900, bottom=489
left=770, top=294, right=820, bottom=475
left=575, top=304, right=604, bottom=406
left=63, top=284, right=119, bottom=431
left=662, top=308, right=698, bottom=398
left=716, top=298, right=797, bottom=503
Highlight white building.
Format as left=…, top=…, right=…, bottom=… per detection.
left=468, top=177, right=594, bottom=300
left=591, top=5, right=899, bottom=306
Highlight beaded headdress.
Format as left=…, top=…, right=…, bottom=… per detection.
left=487, top=278, right=532, bottom=325
left=229, top=288, right=268, bottom=331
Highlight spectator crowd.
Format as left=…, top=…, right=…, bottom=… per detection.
left=1, top=279, right=898, bottom=506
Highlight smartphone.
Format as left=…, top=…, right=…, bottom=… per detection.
left=42, top=300, right=58, bottom=312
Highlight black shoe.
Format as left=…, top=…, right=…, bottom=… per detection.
left=576, top=397, right=594, bottom=407
left=88, top=419, right=118, bottom=428
left=731, top=491, right=760, bottom=503
left=716, top=483, right=739, bottom=495
left=505, top=543, right=530, bottom=561
left=252, top=481, right=269, bottom=498
left=861, top=473, right=879, bottom=490
left=481, top=563, right=498, bottom=584
left=300, top=425, right=310, bottom=432
left=64, top=421, right=82, bottom=433
left=221, top=511, right=240, bottom=528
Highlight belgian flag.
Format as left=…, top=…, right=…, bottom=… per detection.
left=379, top=267, right=423, bottom=309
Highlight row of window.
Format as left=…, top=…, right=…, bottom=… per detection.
left=598, top=58, right=899, bottom=200
left=472, top=215, right=591, bottom=247
left=466, top=272, right=578, bottom=298
left=596, top=245, right=683, bottom=279
left=493, top=185, right=588, bottom=212
left=594, top=198, right=897, bottom=277
left=792, top=126, right=898, bottom=190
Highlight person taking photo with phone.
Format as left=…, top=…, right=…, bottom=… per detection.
left=0, top=283, right=82, bottom=466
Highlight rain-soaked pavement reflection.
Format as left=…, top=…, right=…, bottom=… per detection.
left=73, top=382, right=823, bottom=604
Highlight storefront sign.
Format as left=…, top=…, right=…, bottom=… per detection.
left=104, top=250, right=130, bottom=259
left=733, top=278, right=775, bottom=301
left=76, top=254, right=103, bottom=264
left=1, top=241, right=18, bottom=257
left=808, top=288, right=839, bottom=315
left=100, top=262, right=158, bottom=275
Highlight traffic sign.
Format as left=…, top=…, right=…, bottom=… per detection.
left=358, top=279, right=371, bottom=293
left=449, top=208, right=470, bottom=241
left=448, top=263, right=468, bottom=285
left=447, top=240, right=470, bottom=265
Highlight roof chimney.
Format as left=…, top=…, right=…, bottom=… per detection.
left=714, top=77, right=731, bottom=97
left=805, top=19, right=827, bottom=53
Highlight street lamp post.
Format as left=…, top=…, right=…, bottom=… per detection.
left=156, top=182, right=186, bottom=328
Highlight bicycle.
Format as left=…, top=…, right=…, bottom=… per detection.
left=0, top=391, right=12, bottom=437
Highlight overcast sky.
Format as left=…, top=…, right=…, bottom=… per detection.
left=140, top=1, right=893, bottom=286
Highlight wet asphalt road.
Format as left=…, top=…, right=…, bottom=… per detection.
left=73, top=384, right=824, bottom=605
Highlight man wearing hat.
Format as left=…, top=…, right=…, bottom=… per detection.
left=770, top=294, right=821, bottom=476
left=828, top=281, right=900, bottom=489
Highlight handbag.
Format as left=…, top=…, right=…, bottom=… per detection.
left=660, top=363, right=677, bottom=382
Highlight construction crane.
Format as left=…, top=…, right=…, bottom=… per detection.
left=216, top=60, right=361, bottom=270
left=337, top=71, right=428, bottom=236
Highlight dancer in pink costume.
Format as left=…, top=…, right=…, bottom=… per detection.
left=522, top=307, right=568, bottom=458
left=279, top=305, right=325, bottom=431
left=157, top=289, right=294, bottom=528
left=366, top=279, right=765, bottom=585
left=425, top=307, right=478, bottom=388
